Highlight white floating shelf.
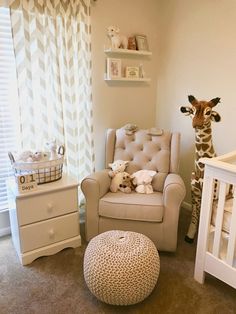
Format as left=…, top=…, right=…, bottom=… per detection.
left=104, top=76, right=151, bottom=82
left=104, top=48, right=152, bottom=56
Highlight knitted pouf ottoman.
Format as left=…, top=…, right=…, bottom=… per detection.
left=83, top=230, right=160, bottom=305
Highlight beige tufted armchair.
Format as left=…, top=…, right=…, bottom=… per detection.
left=81, top=128, right=186, bottom=252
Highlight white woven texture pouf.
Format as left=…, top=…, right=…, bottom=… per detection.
left=83, top=230, right=160, bottom=305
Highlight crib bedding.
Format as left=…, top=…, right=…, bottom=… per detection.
left=211, top=197, right=234, bottom=234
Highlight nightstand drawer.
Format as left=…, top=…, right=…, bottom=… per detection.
left=17, top=187, right=78, bottom=225
left=20, top=212, right=79, bottom=253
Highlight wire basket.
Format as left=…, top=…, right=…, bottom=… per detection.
left=8, top=146, right=65, bottom=185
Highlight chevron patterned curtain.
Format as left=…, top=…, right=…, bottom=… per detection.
left=8, top=0, right=94, bottom=182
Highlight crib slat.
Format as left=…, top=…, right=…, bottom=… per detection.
left=212, top=182, right=227, bottom=257
left=194, top=175, right=215, bottom=284
left=226, top=192, right=236, bottom=266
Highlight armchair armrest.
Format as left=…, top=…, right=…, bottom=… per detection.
left=81, top=169, right=111, bottom=242
left=162, top=173, right=186, bottom=251
left=163, top=173, right=186, bottom=208
left=81, top=169, right=111, bottom=199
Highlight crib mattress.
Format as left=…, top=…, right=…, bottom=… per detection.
left=211, top=197, right=233, bottom=234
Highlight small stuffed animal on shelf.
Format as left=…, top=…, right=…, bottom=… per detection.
left=107, top=25, right=128, bottom=49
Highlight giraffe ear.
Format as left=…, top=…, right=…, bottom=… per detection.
left=211, top=111, right=221, bottom=122
left=210, top=97, right=220, bottom=107
left=180, top=106, right=193, bottom=116
left=188, top=95, right=197, bottom=105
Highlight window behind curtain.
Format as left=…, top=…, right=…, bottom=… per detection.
left=0, top=7, right=19, bottom=212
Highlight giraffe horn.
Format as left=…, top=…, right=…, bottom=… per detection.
left=188, top=95, right=198, bottom=106
left=209, top=97, right=221, bottom=107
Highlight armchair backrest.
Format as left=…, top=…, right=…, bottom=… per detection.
left=105, top=128, right=181, bottom=192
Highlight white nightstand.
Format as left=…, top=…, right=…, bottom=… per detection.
left=7, top=174, right=81, bottom=265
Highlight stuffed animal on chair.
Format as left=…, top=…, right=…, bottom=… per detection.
left=108, top=160, right=129, bottom=192
left=131, top=170, right=156, bottom=194
left=119, top=172, right=134, bottom=193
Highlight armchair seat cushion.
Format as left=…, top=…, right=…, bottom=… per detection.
left=99, top=191, right=164, bottom=223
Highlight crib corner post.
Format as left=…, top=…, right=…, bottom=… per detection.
left=194, top=172, right=214, bottom=285
left=194, top=259, right=206, bottom=284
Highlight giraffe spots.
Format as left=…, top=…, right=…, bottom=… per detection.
left=209, top=146, right=215, bottom=154
left=198, top=131, right=212, bottom=138
left=203, top=128, right=212, bottom=134
left=198, top=163, right=205, bottom=170
left=202, top=152, right=214, bottom=158
left=196, top=143, right=210, bottom=151
left=202, top=135, right=212, bottom=142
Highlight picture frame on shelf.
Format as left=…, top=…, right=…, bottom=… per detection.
left=107, top=58, right=122, bottom=79
left=135, top=34, right=149, bottom=51
left=127, top=36, right=137, bottom=50
left=126, top=66, right=139, bottom=79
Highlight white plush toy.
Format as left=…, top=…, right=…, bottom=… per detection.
left=31, top=151, right=49, bottom=162
left=16, top=150, right=33, bottom=162
left=108, top=160, right=129, bottom=193
left=131, top=170, right=156, bottom=194
left=107, top=25, right=128, bottom=49
left=16, top=150, right=49, bottom=162
left=45, top=139, right=58, bottom=160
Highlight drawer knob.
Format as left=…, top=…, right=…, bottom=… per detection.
left=49, top=229, right=55, bottom=238
left=47, top=203, right=54, bottom=212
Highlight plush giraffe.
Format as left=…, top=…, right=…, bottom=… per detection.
left=180, top=95, right=221, bottom=243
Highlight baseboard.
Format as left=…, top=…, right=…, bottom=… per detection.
left=0, top=226, right=11, bottom=237
left=182, top=201, right=192, bottom=211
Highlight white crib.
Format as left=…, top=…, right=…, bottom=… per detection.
left=194, top=150, right=236, bottom=289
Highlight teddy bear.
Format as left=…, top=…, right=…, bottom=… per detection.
left=131, top=169, right=156, bottom=194
left=108, top=160, right=129, bottom=192
left=119, top=172, right=134, bottom=193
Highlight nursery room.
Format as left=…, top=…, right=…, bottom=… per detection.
left=1, top=0, right=236, bottom=313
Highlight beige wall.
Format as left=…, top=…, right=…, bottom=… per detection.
left=91, top=0, right=236, bottom=204
left=91, top=0, right=159, bottom=170
left=156, top=0, right=236, bottom=203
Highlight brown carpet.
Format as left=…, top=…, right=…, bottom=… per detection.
left=1, top=208, right=236, bottom=314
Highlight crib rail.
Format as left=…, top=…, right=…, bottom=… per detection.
left=194, top=151, right=236, bottom=289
